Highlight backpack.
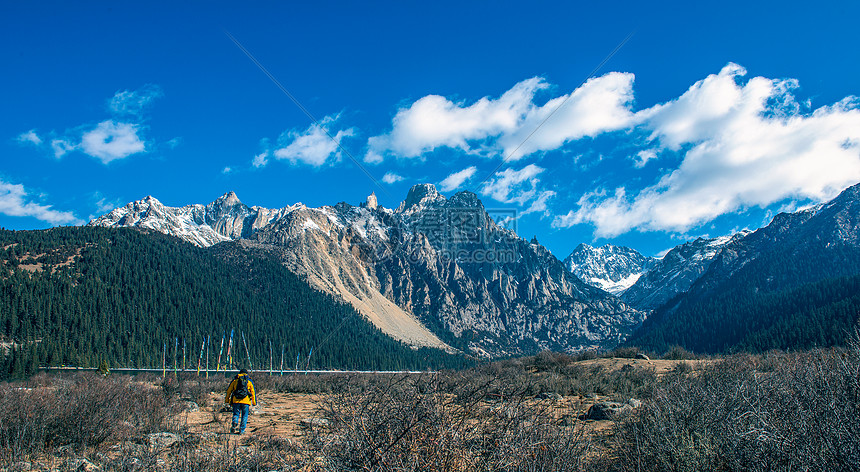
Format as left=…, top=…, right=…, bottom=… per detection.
left=233, top=376, right=249, bottom=401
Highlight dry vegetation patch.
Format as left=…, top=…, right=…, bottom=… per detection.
left=1, top=343, right=858, bottom=471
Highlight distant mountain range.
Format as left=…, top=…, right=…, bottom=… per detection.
left=90, top=185, right=641, bottom=357
left=564, top=183, right=860, bottom=353
left=569, top=233, right=751, bottom=313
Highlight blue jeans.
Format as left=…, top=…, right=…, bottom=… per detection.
left=231, top=403, right=249, bottom=433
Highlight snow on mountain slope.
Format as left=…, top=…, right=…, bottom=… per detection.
left=621, top=232, right=750, bottom=312
left=563, top=244, right=657, bottom=295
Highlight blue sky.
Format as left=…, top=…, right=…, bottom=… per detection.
left=3, top=1, right=860, bottom=257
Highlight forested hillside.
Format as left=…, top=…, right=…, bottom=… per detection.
left=0, top=227, right=464, bottom=378
left=627, top=271, right=860, bottom=353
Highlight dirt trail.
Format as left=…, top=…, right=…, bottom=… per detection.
left=179, top=392, right=320, bottom=445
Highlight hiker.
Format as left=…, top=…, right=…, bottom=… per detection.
left=224, top=368, right=256, bottom=434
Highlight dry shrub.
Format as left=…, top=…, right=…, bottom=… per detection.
left=0, top=373, right=167, bottom=461
left=177, top=375, right=222, bottom=407
left=305, top=373, right=592, bottom=472
left=661, top=345, right=699, bottom=360
left=610, top=343, right=860, bottom=472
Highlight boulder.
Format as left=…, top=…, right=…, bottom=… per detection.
left=300, top=417, right=330, bottom=429
left=581, top=399, right=642, bottom=420
left=147, top=432, right=182, bottom=449
left=635, top=353, right=650, bottom=360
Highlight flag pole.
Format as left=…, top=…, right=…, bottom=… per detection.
left=205, top=335, right=210, bottom=379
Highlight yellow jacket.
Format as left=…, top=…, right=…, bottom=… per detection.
left=224, top=373, right=256, bottom=406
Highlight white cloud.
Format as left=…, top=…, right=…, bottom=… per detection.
left=439, top=166, right=477, bottom=192
left=273, top=116, right=355, bottom=167
left=80, top=120, right=146, bottom=164
left=21, top=86, right=160, bottom=164
left=88, top=192, right=123, bottom=220
left=556, top=63, right=860, bottom=236
left=17, top=130, right=42, bottom=146
left=366, top=73, right=636, bottom=162
left=637, top=63, right=759, bottom=149
left=522, top=190, right=556, bottom=216
left=633, top=149, right=657, bottom=168
left=0, top=180, right=82, bottom=225
left=108, top=84, right=163, bottom=116
left=222, top=166, right=233, bottom=174
left=51, top=139, right=76, bottom=158
left=252, top=151, right=269, bottom=168
left=480, top=164, right=545, bottom=205
left=496, top=73, right=637, bottom=158
left=366, top=78, right=545, bottom=162
left=381, top=172, right=405, bottom=184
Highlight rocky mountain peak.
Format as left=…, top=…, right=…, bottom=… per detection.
left=216, top=191, right=242, bottom=206
left=621, top=233, right=746, bottom=311
left=365, top=192, right=378, bottom=210
left=564, top=244, right=656, bottom=295
left=448, top=191, right=483, bottom=209
left=208, top=191, right=245, bottom=213
left=397, top=184, right=446, bottom=214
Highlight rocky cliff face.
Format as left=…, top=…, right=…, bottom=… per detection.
left=89, top=185, right=644, bottom=356
left=563, top=244, right=657, bottom=295
left=620, top=233, right=750, bottom=312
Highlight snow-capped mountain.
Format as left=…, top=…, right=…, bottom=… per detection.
left=89, top=185, right=643, bottom=357
left=620, top=232, right=750, bottom=312
left=88, top=191, right=296, bottom=247
left=563, top=244, right=657, bottom=295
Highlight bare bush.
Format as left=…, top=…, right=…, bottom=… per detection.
left=305, top=373, right=593, bottom=472
left=0, top=373, right=167, bottom=462
left=661, top=345, right=699, bottom=360
left=610, top=345, right=860, bottom=472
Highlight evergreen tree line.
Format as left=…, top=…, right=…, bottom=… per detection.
left=627, top=238, right=860, bottom=354
left=0, top=227, right=468, bottom=378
